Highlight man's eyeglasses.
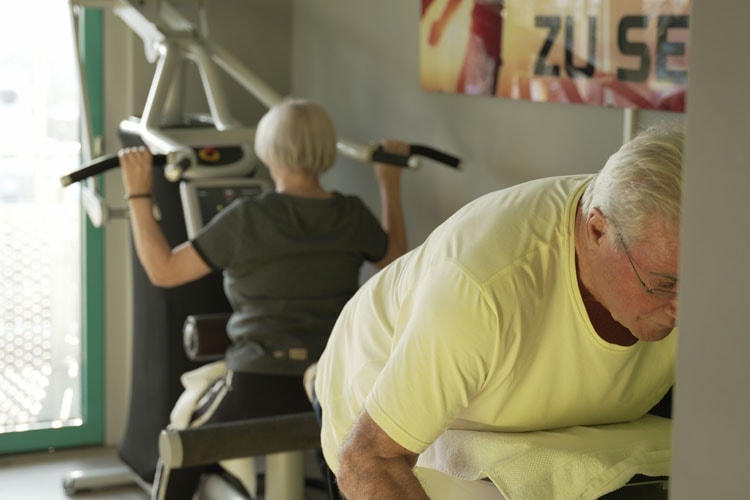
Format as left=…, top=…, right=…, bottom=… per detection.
left=617, top=233, right=678, bottom=299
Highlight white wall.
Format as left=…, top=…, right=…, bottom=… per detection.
left=670, top=0, right=750, bottom=497
left=101, top=7, right=140, bottom=447
left=292, top=2, right=682, bottom=247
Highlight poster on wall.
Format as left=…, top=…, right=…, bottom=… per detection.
left=419, top=0, right=690, bottom=112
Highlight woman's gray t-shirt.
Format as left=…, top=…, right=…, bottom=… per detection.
left=192, top=191, right=387, bottom=374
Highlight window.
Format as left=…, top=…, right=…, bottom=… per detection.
left=0, top=2, right=103, bottom=453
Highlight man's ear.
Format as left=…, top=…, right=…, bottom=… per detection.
left=585, top=208, right=609, bottom=247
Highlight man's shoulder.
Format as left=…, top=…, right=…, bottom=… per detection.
left=412, top=175, right=588, bottom=282
left=437, top=174, right=590, bottom=235
left=482, top=173, right=593, bottom=202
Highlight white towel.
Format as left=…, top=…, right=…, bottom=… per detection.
left=170, top=360, right=227, bottom=428
left=416, top=414, right=671, bottom=500
left=169, top=360, right=258, bottom=498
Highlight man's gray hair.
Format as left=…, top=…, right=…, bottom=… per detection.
left=580, top=124, right=685, bottom=246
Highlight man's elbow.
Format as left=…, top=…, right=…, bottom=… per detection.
left=336, top=443, right=360, bottom=494
left=337, top=442, right=423, bottom=499
left=338, top=440, right=386, bottom=496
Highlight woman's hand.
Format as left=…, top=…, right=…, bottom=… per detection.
left=373, top=139, right=409, bottom=188
left=118, top=146, right=154, bottom=197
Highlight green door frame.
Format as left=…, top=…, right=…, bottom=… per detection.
left=0, top=7, right=105, bottom=454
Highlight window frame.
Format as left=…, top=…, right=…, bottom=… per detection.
left=0, top=7, right=105, bottom=454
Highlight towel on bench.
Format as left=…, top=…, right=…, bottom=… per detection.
left=170, top=360, right=258, bottom=497
left=416, top=414, right=671, bottom=500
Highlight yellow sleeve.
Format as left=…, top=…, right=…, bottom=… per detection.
left=365, top=260, right=501, bottom=453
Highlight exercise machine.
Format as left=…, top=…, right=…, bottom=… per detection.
left=62, top=1, right=460, bottom=498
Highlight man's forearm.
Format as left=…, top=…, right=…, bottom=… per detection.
left=337, top=456, right=429, bottom=500
left=337, top=411, right=427, bottom=499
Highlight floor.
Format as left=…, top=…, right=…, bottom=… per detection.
left=0, top=446, right=330, bottom=500
left=0, top=445, right=668, bottom=500
left=0, top=447, right=149, bottom=500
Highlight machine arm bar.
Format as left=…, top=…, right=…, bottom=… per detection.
left=158, top=411, right=320, bottom=469
left=60, top=153, right=169, bottom=187
left=59, top=142, right=461, bottom=187
left=409, top=144, right=462, bottom=169
left=367, top=143, right=462, bottom=169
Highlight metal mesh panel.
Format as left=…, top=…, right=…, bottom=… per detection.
left=0, top=202, right=81, bottom=433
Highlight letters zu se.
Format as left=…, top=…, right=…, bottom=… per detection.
left=533, top=14, right=689, bottom=84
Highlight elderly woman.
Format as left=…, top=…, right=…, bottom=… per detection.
left=118, top=98, right=409, bottom=500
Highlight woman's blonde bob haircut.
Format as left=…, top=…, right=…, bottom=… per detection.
left=254, top=98, right=338, bottom=175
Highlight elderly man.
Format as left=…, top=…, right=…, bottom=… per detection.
left=314, top=125, right=683, bottom=499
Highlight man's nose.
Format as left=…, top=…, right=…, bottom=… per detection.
left=666, top=296, right=678, bottom=323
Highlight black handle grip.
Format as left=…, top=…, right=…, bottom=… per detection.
left=371, top=146, right=413, bottom=167
left=370, top=144, right=462, bottom=170
left=409, top=144, right=461, bottom=169
left=60, top=153, right=168, bottom=187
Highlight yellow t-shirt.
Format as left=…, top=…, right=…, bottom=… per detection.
left=315, top=175, right=676, bottom=473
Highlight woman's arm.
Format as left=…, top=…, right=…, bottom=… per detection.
left=119, top=147, right=212, bottom=287
left=372, top=139, right=407, bottom=270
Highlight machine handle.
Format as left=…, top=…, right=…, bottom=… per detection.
left=371, top=146, right=417, bottom=168
left=409, top=144, right=462, bottom=169
left=370, top=144, right=462, bottom=170
left=59, top=153, right=169, bottom=187
left=60, top=142, right=462, bottom=187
